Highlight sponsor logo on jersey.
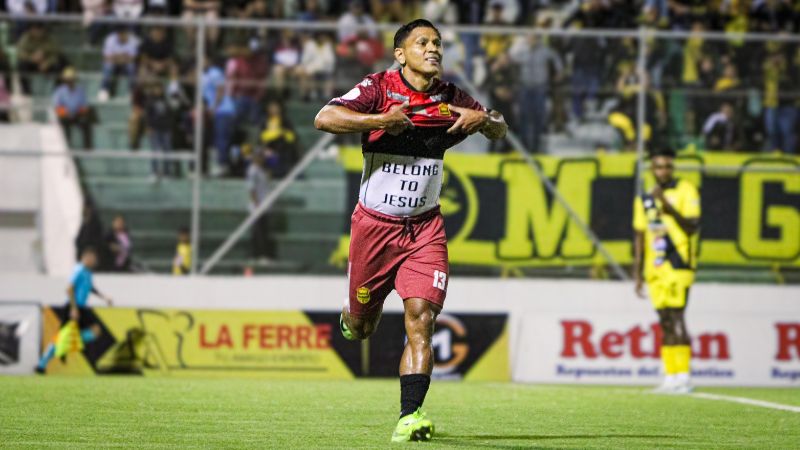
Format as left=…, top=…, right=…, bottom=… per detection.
left=409, top=105, right=434, bottom=117
left=386, top=89, right=410, bottom=102
left=356, top=287, right=371, bottom=304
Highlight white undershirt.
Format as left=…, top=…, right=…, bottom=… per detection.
left=359, top=152, right=443, bottom=217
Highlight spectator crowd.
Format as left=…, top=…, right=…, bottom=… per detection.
left=2, top=0, right=800, bottom=165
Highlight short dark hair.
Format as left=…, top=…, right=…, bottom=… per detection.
left=649, top=147, right=676, bottom=159
left=393, top=19, right=441, bottom=50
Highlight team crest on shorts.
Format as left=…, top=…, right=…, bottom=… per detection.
left=438, top=103, right=451, bottom=116
left=356, top=287, right=370, bottom=304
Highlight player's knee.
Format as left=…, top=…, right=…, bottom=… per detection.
left=349, top=326, right=372, bottom=340
left=81, top=325, right=101, bottom=343
left=673, top=317, right=689, bottom=341
left=348, top=315, right=379, bottom=340
left=404, top=302, right=438, bottom=344
left=409, top=308, right=436, bottom=330
left=658, top=315, right=672, bottom=331
left=658, top=315, right=675, bottom=338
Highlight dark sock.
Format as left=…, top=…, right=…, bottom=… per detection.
left=399, top=374, right=431, bottom=418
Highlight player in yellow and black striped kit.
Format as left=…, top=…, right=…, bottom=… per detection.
left=633, top=148, right=700, bottom=394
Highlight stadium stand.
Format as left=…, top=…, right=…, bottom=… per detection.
left=1, top=1, right=799, bottom=277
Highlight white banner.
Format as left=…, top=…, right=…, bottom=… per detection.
left=515, top=306, right=800, bottom=387
left=0, top=303, right=41, bottom=375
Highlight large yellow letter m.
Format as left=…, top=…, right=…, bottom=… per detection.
left=499, top=160, right=596, bottom=260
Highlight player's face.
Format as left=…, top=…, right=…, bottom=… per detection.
left=398, top=27, right=443, bottom=78
left=651, top=156, right=674, bottom=185
left=83, top=251, right=98, bottom=269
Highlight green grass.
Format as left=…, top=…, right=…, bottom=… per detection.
left=1, top=377, right=799, bottom=449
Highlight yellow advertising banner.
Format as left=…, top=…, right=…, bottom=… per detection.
left=42, top=308, right=353, bottom=379
left=40, top=308, right=510, bottom=381
left=334, top=149, right=800, bottom=268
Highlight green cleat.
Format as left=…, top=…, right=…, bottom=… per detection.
left=391, top=409, right=434, bottom=443
left=339, top=314, right=355, bottom=341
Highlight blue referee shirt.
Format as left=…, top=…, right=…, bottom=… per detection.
left=69, top=263, right=93, bottom=307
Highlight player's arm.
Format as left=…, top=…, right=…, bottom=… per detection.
left=480, top=109, right=508, bottom=140
left=446, top=106, right=507, bottom=139
left=91, top=286, right=114, bottom=306
left=447, top=85, right=508, bottom=139
left=652, top=186, right=700, bottom=235
left=631, top=196, right=647, bottom=299
left=314, top=102, right=413, bottom=135
left=633, top=231, right=646, bottom=299
left=66, top=284, right=79, bottom=320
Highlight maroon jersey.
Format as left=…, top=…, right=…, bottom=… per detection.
left=328, top=69, right=485, bottom=216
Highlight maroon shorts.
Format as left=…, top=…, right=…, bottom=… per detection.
left=347, top=203, right=449, bottom=318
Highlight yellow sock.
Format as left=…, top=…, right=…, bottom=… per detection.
left=661, top=346, right=677, bottom=375
left=674, top=345, right=691, bottom=375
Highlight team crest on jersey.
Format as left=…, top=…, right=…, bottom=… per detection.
left=438, top=103, right=451, bottom=116
left=356, top=287, right=370, bottom=304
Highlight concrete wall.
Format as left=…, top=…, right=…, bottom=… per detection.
left=0, top=124, right=80, bottom=276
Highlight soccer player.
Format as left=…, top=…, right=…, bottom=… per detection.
left=172, top=226, right=192, bottom=275
left=36, top=247, right=113, bottom=373
left=633, top=148, right=701, bottom=394
left=314, top=19, right=507, bottom=442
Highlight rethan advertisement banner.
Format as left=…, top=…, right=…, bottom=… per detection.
left=515, top=307, right=800, bottom=386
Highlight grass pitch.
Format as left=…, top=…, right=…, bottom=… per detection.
left=2, top=377, right=799, bottom=449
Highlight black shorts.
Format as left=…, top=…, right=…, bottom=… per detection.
left=57, top=305, right=96, bottom=330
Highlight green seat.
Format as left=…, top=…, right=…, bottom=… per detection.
left=30, top=75, right=54, bottom=98
left=668, top=89, right=687, bottom=149
left=94, top=102, right=132, bottom=123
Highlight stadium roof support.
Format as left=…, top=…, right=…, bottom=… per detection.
left=199, top=133, right=335, bottom=275
left=190, top=21, right=206, bottom=274
left=635, top=28, right=648, bottom=202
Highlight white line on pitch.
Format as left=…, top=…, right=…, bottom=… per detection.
left=692, top=392, right=800, bottom=413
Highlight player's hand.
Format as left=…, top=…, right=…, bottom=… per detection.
left=447, top=105, right=489, bottom=135
left=69, top=306, right=80, bottom=321
left=652, top=185, right=676, bottom=215
left=635, top=278, right=646, bottom=299
left=380, top=101, right=413, bottom=136
left=652, top=185, right=665, bottom=202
